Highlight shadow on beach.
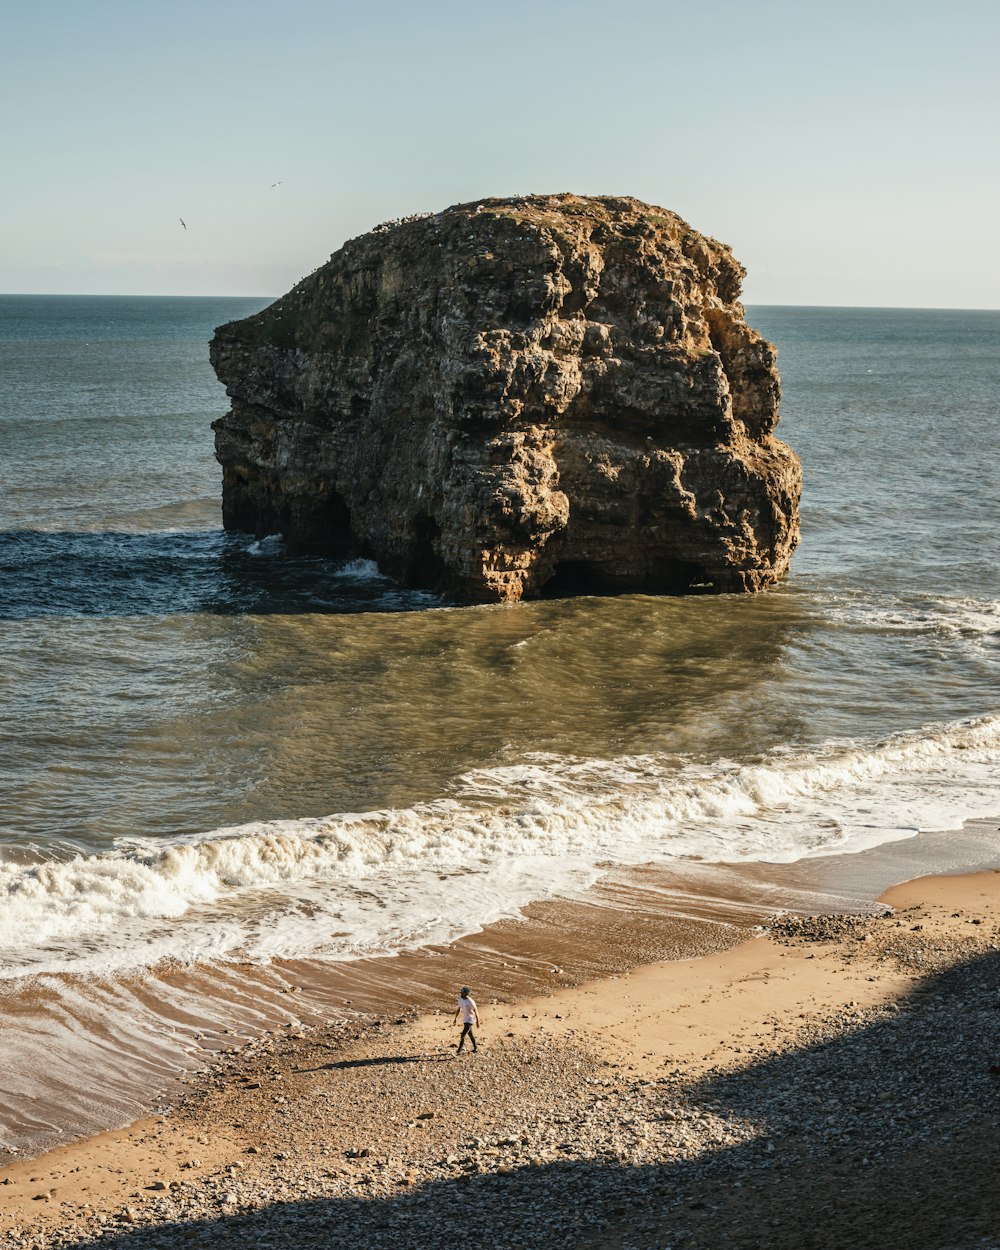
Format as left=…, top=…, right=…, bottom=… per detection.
left=47, top=948, right=1000, bottom=1250
left=295, top=1053, right=451, bottom=1073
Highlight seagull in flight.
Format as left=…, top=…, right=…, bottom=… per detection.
left=271, top=181, right=283, bottom=188
left=179, top=217, right=187, bottom=230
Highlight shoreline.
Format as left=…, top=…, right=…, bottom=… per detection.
left=3, top=862, right=999, bottom=1249
left=3, top=817, right=999, bottom=1163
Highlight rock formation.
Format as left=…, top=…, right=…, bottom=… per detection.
left=210, top=194, right=801, bottom=602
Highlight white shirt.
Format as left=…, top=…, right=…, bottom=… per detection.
left=457, top=995, right=477, bottom=1023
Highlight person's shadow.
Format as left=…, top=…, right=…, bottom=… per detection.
left=295, top=1053, right=450, bottom=1073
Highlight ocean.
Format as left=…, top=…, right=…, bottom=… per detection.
left=1, top=295, right=998, bottom=1154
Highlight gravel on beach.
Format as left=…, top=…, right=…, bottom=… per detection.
left=4, top=895, right=999, bottom=1250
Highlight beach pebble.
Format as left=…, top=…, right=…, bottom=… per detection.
left=8, top=902, right=1000, bottom=1250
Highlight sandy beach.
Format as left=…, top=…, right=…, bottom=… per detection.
left=2, top=867, right=998, bottom=1249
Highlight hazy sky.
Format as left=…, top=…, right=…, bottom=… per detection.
left=4, top=0, right=997, bottom=306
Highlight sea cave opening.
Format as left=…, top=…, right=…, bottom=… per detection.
left=539, top=557, right=713, bottom=599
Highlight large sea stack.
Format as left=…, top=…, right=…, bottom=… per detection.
left=211, top=194, right=801, bottom=602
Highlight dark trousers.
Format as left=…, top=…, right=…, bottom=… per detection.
left=457, top=1022, right=477, bottom=1051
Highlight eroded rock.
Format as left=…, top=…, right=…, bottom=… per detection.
left=211, top=194, right=801, bottom=602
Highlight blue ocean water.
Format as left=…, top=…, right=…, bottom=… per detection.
left=1, top=295, right=998, bottom=946
left=766, top=306, right=999, bottom=595
left=0, top=294, right=998, bottom=1152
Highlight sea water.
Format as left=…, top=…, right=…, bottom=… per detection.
left=1, top=296, right=998, bottom=1148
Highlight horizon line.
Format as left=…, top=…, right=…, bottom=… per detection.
left=1, top=292, right=999, bottom=315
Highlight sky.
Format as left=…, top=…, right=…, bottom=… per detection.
left=3, top=0, right=998, bottom=307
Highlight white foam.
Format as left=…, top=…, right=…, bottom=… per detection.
left=2, top=714, right=998, bottom=976
left=826, top=591, right=1000, bottom=652
left=335, top=558, right=386, bottom=581
left=246, top=533, right=285, bottom=556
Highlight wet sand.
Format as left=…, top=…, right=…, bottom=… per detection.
left=4, top=818, right=999, bottom=1167
left=2, top=861, right=999, bottom=1249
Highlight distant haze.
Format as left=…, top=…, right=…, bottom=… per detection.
left=3, top=0, right=997, bottom=307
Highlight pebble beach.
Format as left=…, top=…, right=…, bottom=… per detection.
left=3, top=870, right=998, bottom=1250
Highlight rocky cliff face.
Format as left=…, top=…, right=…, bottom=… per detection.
left=211, top=194, right=801, bottom=602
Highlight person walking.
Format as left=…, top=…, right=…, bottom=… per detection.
left=453, top=985, right=479, bottom=1053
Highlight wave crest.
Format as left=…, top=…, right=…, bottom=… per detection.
left=2, top=715, right=998, bottom=973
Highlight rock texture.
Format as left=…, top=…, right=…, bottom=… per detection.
left=211, top=194, right=801, bottom=602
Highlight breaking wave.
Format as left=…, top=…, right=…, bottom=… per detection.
left=1, top=714, right=998, bottom=976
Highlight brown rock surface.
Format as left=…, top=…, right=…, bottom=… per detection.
left=211, top=194, right=801, bottom=602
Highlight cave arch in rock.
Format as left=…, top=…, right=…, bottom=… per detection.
left=539, top=557, right=711, bottom=599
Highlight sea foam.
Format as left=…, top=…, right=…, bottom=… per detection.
left=1, top=714, right=998, bottom=976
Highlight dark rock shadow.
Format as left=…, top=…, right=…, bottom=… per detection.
left=50, top=950, right=1000, bottom=1250
left=0, top=529, right=443, bottom=618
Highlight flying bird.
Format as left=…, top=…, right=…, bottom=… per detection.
left=271, top=181, right=283, bottom=188
left=179, top=217, right=187, bottom=230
